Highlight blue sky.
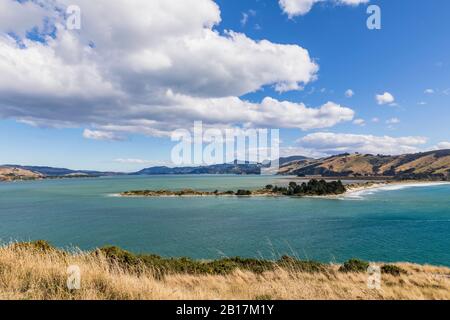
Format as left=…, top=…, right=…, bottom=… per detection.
left=0, top=0, right=449, bottom=171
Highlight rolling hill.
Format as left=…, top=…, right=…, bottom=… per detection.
left=0, top=167, right=44, bottom=181
left=2, top=165, right=120, bottom=177
left=0, top=165, right=121, bottom=181
left=278, top=149, right=450, bottom=180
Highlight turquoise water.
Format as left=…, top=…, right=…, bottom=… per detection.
left=0, top=176, right=449, bottom=266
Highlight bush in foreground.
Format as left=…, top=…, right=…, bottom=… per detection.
left=381, top=264, right=407, bottom=276
left=99, top=246, right=326, bottom=277
left=339, top=259, right=370, bottom=273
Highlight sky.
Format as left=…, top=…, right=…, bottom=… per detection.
left=0, top=0, right=449, bottom=172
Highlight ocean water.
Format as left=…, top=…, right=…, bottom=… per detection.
left=0, top=175, right=449, bottom=266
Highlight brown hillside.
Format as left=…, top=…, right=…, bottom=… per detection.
left=0, top=167, right=44, bottom=181
left=280, top=150, right=450, bottom=180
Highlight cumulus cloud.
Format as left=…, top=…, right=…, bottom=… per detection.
left=279, top=0, right=369, bottom=17
left=0, top=0, right=358, bottom=138
left=376, top=92, right=395, bottom=105
left=424, top=89, right=435, bottom=94
left=345, top=89, right=354, bottom=98
left=92, top=95, right=355, bottom=135
left=298, top=132, right=427, bottom=155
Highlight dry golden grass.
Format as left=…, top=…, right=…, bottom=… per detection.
left=0, top=167, right=43, bottom=181
left=0, top=244, right=448, bottom=300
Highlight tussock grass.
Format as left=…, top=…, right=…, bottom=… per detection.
left=0, top=241, right=448, bottom=300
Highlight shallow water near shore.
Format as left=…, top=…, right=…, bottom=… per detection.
left=0, top=175, right=449, bottom=266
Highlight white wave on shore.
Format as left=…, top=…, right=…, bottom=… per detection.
left=342, top=182, right=450, bottom=200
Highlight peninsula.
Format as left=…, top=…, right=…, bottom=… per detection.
left=120, top=179, right=347, bottom=197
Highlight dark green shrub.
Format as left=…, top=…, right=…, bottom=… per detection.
left=339, top=259, right=370, bottom=273
left=236, top=190, right=252, bottom=196
left=381, top=264, right=406, bottom=276
left=98, top=246, right=141, bottom=267
left=270, top=180, right=346, bottom=196
left=95, top=248, right=330, bottom=277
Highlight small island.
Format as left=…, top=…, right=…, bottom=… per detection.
left=120, top=179, right=347, bottom=198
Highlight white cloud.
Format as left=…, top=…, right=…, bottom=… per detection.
left=298, top=132, right=427, bottom=155
left=0, top=0, right=50, bottom=38
left=424, top=89, right=435, bottom=94
left=376, top=92, right=395, bottom=105
left=92, top=96, right=355, bottom=135
left=345, top=89, right=354, bottom=98
left=435, top=142, right=450, bottom=150
left=386, top=118, right=400, bottom=125
left=279, top=0, right=321, bottom=17
left=83, top=129, right=124, bottom=141
left=279, top=0, right=369, bottom=17
left=339, top=0, right=369, bottom=4
left=353, top=118, right=365, bottom=126
left=0, top=0, right=358, bottom=138
left=371, top=117, right=380, bottom=123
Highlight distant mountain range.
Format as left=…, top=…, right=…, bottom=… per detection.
left=1, top=151, right=449, bottom=181
left=132, top=156, right=309, bottom=176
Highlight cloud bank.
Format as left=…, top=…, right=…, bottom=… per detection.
left=298, top=132, right=428, bottom=155
left=0, top=0, right=359, bottom=140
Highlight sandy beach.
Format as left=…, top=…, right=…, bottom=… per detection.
left=343, top=181, right=450, bottom=198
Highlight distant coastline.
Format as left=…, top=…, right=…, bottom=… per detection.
left=2, top=149, right=450, bottom=183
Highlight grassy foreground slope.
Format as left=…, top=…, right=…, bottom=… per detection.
left=0, top=242, right=449, bottom=300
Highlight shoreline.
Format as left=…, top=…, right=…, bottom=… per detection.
left=344, top=180, right=450, bottom=196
